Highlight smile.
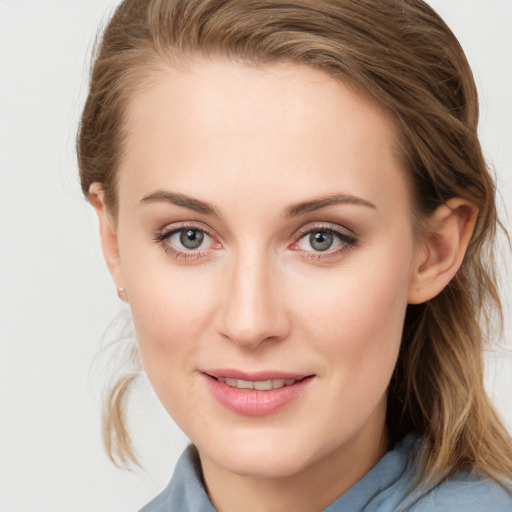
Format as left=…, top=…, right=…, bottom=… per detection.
left=203, top=371, right=315, bottom=416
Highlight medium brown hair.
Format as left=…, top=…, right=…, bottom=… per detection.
left=78, top=0, right=512, bottom=484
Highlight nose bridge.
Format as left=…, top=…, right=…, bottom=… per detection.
left=217, top=244, right=289, bottom=347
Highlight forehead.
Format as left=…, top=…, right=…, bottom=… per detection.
left=117, top=60, right=409, bottom=216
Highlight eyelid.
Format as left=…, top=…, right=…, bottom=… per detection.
left=153, top=221, right=221, bottom=260
left=289, top=222, right=358, bottom=258
left=292, top=222, right=357, bottom=242
left=156, top=220, right=216, bottom=239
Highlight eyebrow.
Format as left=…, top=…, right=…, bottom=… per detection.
left=140, top=190, right=220, bottom=216
left=283, top=194, right=376, bottom=217
left=139, top=190, right=376, bottom=218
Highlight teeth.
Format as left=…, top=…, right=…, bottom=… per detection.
left=254, top=380, right=272, bottom=391
left=237, top=379, right=255, bottom=389
left=272, top=379, right=285, bottom=389
left=218, top=377, right=298, bottom=390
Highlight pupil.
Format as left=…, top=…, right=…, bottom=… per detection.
left=310, top=231, right=333, bottom=251
left=180, top=229, right=204, bottom=249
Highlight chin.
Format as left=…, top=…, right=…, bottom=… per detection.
left=223, top=452, right=311, bottom=479
left=197, top=432, right=327, bottom=479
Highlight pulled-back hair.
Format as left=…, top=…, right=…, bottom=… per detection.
left=78, top=0, right=512, bottom=485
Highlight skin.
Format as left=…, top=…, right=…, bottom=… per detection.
left=91, top=60, right=476, bottom=512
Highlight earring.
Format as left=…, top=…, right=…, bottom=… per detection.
left=117, top=287, right=127, bottom=301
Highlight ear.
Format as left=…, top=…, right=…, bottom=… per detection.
left=408, top=198, right=477, bottom=304
left=89, top=183, right=127, bottom=302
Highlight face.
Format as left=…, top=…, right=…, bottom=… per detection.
left=112, top=61, right=422, bottom=481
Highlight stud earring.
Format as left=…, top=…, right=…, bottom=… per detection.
left=117, top=287, right=127, bottom=301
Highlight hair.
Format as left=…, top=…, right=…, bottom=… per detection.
left=78, top=0, right=512, bottom=486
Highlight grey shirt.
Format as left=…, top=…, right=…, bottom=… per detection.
left=140, top=436, right=512, bottom=511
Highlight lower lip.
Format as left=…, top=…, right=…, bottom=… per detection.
left=203, top=374, right=314, bottom=416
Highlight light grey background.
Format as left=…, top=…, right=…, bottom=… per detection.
left=0, top=1, right=510, bottom=511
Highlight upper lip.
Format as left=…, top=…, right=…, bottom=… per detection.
left=203, top=369, right=313, bottom=381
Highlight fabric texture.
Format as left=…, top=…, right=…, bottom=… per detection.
left=139, top=436, right=512, bottom=511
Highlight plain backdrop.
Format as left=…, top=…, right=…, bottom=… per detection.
left=0, top=1, right=511, bottom=511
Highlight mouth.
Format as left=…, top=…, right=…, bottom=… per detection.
left=212, top=376, right=308, bottom=390
left=202, top=370, right=315, bottom=416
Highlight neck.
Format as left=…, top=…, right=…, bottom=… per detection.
left=199, top=418, right=388, bottom=512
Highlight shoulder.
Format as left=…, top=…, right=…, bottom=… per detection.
left=403, top=473, right=512, bottom=512
left=372, top=436, right=512, bottom=512
left=139, top=491, right=168, bottom=512
left=139, top=446, right=216, bottom=512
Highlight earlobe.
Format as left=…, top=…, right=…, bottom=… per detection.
left=408, top=198, right=477, bottom=304
left=89, top=183, right=127, bottom=302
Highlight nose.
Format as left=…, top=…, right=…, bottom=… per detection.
left=215, top=249, right=291, bottom=349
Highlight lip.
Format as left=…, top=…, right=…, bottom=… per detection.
left=202, top=369, right=315, bottom=416
left=204, top=368, right=309, bottom=381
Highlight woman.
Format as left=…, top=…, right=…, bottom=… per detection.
left=78, top=0, right=512, bottom=510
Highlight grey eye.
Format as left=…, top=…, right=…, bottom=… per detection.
left=179, top=229, right=204, bottom=249
left=309, top=231, right=334, bottom=251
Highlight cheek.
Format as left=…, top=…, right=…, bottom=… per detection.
left=125, top=271, right=218, bottom=423
left=119, top=247, right=218, bottom=383
left=293, top=254, right=411, bottom=437
left=294, top=247, right=412, bottom=377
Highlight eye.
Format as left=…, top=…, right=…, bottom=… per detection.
left=292, top=225, right=357, bottom=258
left=154, top=223, right=220, bottom=260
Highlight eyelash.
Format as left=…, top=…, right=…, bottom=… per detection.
left=290, top=224, right=358, bottom=261
left=153, top=222, right=219, bottom=261
left=153, top=222, right=358, bottom=261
